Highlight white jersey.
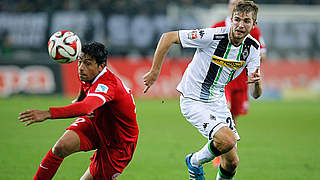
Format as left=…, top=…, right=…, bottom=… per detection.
left=177, top=27, right=260, bottom=102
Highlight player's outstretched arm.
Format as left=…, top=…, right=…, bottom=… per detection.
left=143, top=31, right=180, bottom=93
left=19, top=96, right=104, bottom=126
left=247, top=68, right=262, bottom=99
left=18, top=109, right=51, bottom=126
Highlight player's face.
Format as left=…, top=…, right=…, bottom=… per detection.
left=230, top=11, right=256, bottom=46
left=78, top=53, right=104, bottom=82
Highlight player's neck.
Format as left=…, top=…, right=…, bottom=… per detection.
left=229, top=31, right=243, bottom=47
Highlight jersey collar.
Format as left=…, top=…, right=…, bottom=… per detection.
left=81, top=67, right=108, bottom=85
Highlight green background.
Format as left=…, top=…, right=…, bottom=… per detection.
left=1, top=96, right=319, bottom=179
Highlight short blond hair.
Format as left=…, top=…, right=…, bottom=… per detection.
left=232, top=1, right=259, bottom=22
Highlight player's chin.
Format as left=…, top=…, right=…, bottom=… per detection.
left=79, top=75, right=87, bottom=81
left=235, top=33, right=246, bottom=39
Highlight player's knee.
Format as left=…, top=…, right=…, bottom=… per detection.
left=52, top=141, right=71, bottom=158
left=223, top=135, right=237, bottom=152
left=214, top=127, right=237, bottom=153
left=52, top=143, right=66, bottom=158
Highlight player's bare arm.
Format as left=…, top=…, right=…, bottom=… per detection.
left=247, top=68, right=262, bottom=99
left=143, top=31, right=180, bottom=93
left=18, top=109, right=51, bottom=126
left=260, top=52, right=266, bottom=62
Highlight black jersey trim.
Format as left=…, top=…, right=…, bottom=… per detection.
left=240, top=37, right=259, bottom=61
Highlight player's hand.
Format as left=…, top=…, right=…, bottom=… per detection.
left=246, top=68, right=261, bottom=84
left=143, top=70, right=160, bottom=93
left=18, top=109, right=51, bottom=126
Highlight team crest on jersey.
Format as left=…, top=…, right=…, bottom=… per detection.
left=187, top=30, right=198, bottom=39
left=211, top=55, right=245, bottom=70
left=242, top=48, right=249, bottom=60
left=95, top=84, right=108, bottom=93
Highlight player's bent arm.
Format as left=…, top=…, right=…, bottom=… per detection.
left=260, top=52, right=266, bottom=62
left=150, top=31, right=181, bottom=73
left=143, top=31, right=180, bottom=93
left=19, top=96, right=104, bottom=126
left=249, top=81, right=262, bottom=99
left=248, top=68, right=262, bottom=99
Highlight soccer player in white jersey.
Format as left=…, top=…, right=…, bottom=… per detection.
left=143, top=1, right=262, bottom=180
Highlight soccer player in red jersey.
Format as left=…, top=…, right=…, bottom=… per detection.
left=211, top=0, right=266, bottom=167
left=18, top=42, right=139, bottom=180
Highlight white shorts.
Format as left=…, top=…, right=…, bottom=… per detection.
left=180, top=95, right=240, bottom=141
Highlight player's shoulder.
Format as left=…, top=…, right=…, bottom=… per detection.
left=244, top=34, right=260, bottom=50
left=209, top=27, right=229, bottom=40
left=94, top=69, right=118, bottom=87
left=205, top=26, right=228, bottom=34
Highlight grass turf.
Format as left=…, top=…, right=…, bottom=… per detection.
left=0, top=95, right=319, bottom=179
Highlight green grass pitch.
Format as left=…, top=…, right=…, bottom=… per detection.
left=0, top=95, right=319, bottom=179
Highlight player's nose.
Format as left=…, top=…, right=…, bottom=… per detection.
left=238, top=21, right=245, bottom=28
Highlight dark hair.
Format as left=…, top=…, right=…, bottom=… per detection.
left=82, top=42, right=108, bottom=65
left=232, top=1, right=259, bottom=22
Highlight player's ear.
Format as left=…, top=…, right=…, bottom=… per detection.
left=98, top=61, right=106, bottom=70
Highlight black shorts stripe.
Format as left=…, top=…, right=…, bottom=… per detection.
left=208, top=122, right=223, bottom=140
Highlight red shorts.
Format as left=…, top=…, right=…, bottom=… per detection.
left=225, top=89, right=249, bottom=117
left=66, top=116, right=137, bottom=180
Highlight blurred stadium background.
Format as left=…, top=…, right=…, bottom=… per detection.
left=0, top=0, right=319, bottom=179
left=1, top=0, right=320, bottom=99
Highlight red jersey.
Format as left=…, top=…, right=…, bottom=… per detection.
left=50, top=67, right=138, bottom=145
left=212, top=17, right=266, bottom=90
left=80, top=67, right=139, bottom=146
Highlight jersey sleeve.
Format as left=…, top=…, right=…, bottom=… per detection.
left=87, top=81, right=116, bottom=104
left=246, top=46, right=261, bottom=75
left=50, top=95, right=104, bottom=119
left=179, top=28, right=214, bottom=49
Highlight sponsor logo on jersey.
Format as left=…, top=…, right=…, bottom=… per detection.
left=199, top=29, right=205, bottom=38
left=203, top=122, right=209, bottom=129
left=211, top=55, right=245, bottom=70
left=95, top=84, right=109, bottom=93
left=213, top=34, right=227, bottom=40
left=210, top=114, right=216, bottom=121
left=187, top=30, right=198, bottom=39
left=40, top=163, right=48, bottom=170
